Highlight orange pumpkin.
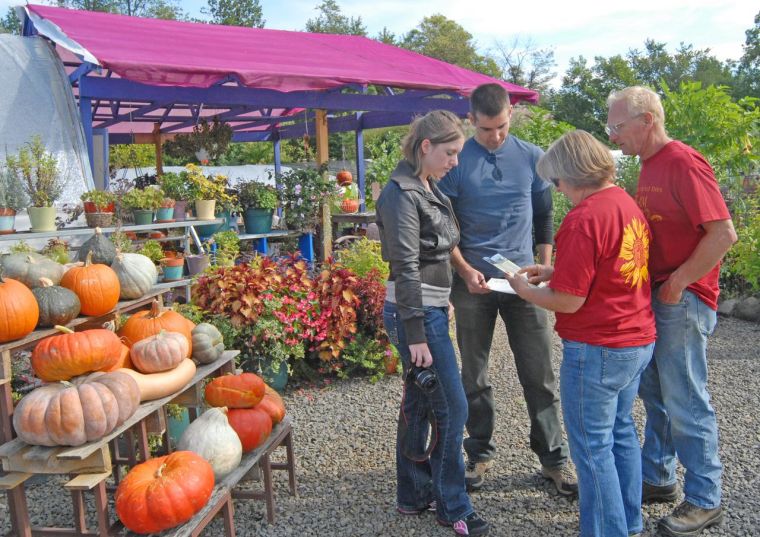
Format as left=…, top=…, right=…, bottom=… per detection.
left=204, top=373, right=265, bottom=409
left=336, top=169, right=353, bottom=186
left=227, top=407, right=272, bottom=452
left=255, top=385, right=286, bottom=424
left=0, top=273, right=39, bottom=343
left=115, top=451, right=215, bottom=534
left=340, top=198, right=360, bottom=213
left=60, top=252, right=120, bottom=316
left=12, top=370, right=140, bottom=446
left=104, top=343, right=133, bottom=372
left=31, top=326, right=122, bottom=381
left=130, top=331, right=189, bottom=373
left=118, top=300, right=195, bottom=354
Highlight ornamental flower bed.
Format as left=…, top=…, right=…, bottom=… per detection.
left=190, top=252, right=392, bottom=380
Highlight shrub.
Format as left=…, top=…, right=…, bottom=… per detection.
left=336, top=238, right=388, bottom=279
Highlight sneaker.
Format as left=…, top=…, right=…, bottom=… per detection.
left=397, top=500, right=436, bottom=515
left=465, top=460, right=493, bottom=491
left=642, top=481, right=679, bottom=504
left=438, top=512, right=490, bottom=536
left=541, top=465, right=578, bottom=497
left=659, top=501, right=723, bottom=536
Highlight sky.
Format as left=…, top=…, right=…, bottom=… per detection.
left=3, top=0, right=757, bottom=87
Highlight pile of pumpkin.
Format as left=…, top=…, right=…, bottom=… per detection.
left=12, top=299, right=228, bottom=447
left=115, top=373, right=286, bottom=534
left=0, top=228, right=172, bottom=344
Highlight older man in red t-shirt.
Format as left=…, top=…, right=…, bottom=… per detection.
left=607, top=86, right=737, bottom=537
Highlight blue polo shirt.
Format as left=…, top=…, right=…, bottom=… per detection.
left=438, top=135, right=552, bottom=277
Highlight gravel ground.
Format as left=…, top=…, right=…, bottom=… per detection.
left=2, top=314, right=759, bottom=536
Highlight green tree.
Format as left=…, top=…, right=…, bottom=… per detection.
left=56, top=0, right=185, bottom=19
left=375, top=27, right=396, bottom=45
left=401, top=14, right=500, bottom=78
left=0, top=8, right=20, bottom=34
left=203, top=0, right=264, bottom=28
left=305, top=0, right=366, bottom=36
left=734, top=11, right=760, bottom=99
left=492, top=37, right=557, bottom=96
left=627, top=40, right=732, bottom=90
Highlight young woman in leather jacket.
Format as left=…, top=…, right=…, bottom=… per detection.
left=377, top=110, right=490, bottom=536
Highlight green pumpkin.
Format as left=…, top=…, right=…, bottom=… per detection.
left=111, top=253, right=158, bottom=300
left=78, top=227, right=117, bottom=266
left=191, top=323, right=225, bottom=364
left=31, top=277, right=81, bottom=327
left=0, top=253, right=65, bottom=288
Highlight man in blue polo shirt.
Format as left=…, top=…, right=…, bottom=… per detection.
left=438, top=83, right=576, bottom=496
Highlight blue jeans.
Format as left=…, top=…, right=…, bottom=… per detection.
left=560, top=339, right=654, bottom=537
left=383, top=302, right=473, bottom=523
left=638, top=290, right=722, bottom=509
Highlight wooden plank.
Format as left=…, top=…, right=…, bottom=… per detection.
left=56, top=351, right=238, bottom=461
left=0, top=471, right=32, bottom=489
left=1, top=444, right=111, bottom=474
left=64, top=471, right=112, bottom=491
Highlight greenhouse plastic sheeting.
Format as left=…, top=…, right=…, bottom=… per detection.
left=0, top=33, right=94, bottom=210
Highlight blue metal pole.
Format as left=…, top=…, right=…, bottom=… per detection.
left=355, top=113, right=366, bottom=212
left=79, top=94, right=95, bottom=178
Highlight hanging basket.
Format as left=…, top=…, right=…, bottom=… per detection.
left=85, top=212, right=114, bottom=228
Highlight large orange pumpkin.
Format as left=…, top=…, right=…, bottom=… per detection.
left=103, top=343, right=133, bottom=372
left=60, top=252, right=120, bottom=316
left=227, top=407, right=272, bottom=452
left=204, top=373, right=265, bottom=408
left=115, top=451, right=215, bottom=534
left=256, top=385, right=287, bottom=425
left=0, top=273, right=39, bottom=343
left=118, top=300, right=195, bottom=354
left=31, top=326, right=122, bottom=381
left=12, top=370, right=140, bottom=446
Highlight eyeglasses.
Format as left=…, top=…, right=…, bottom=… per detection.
left=550, top=177, right=560, bottom=188
left=485, top=153, right=503, bottom=181
left=605, top=113, right=644, bottom=136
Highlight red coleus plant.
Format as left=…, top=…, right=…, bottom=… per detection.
left=353, top=268, right=387, bottom=338
left=313, top=258, right=360, bottom=361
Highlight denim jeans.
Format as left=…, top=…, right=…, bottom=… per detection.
left=450, top=275, right=569, bottom=467
left=383, top=302, right=473, bottom=523
left=638, top=290, right=722, bottom=509
left=560, top=339, right=654, bottom=537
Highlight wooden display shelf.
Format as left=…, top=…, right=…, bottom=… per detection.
left=0, top=351, right=237, bottom=474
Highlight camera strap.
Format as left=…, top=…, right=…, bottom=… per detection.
left=398, top=373, right=439, bottom=462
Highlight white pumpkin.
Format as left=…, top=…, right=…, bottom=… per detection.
left=177, top=407, right=242, bottom=480
left=111, top=253, right=158, bottom=299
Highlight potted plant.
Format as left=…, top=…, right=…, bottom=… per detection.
left=140, top=239, right=165, bottom=264
left=158, top=172, right=190, bottom=221
left=208, top=230, right=240, bottom=267
left=123, top=186, right=164, bottom=225
left=160, top=254, right=185, bottom=281
left=184, top=164, right=230, bottom=221
left=156, top=197, right=176, bottom=223
left=277, top=166, right=337, bottom=232
left=6, top=135, right=64, bottom=232
left=0, top=163, right=28, bottom=234
left=238, top=180, right=278, bottom=234
left=81, top=190, right=116, bottom=227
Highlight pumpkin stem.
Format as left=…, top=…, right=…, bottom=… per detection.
left=85, top=251, right=94, bottom=266
left=54, top=325, right=75, bottom=335
left=27, top=255, right=37, bottom=264
left=94, top=226, right=102, bottom=235
left=148, top=300, right=162, bottom=319
left=39, top=277, right=54, bottom=287
left=155, top=462, right=167, bottom=479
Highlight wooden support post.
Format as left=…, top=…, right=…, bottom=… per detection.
left=315, top=109, right=332, bottom=260
left=153, top=122, right=164, bottom=176
left=1, top=350, right=14, bottom=444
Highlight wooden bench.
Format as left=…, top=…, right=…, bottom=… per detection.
left=112, top=416, right=297, bottom=536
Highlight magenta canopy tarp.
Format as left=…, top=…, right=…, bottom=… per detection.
left=25, top=4, right=538, bottom=103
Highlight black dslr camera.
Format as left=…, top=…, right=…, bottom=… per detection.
left=410, top=366, right=437, bottom=393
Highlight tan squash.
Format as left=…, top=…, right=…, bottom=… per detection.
left=130, top=331, right=189, bottom=373
left=117, top=358, right=196, bottom=402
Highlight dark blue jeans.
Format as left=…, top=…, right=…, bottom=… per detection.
left=383, top=302, right=473, bottom=523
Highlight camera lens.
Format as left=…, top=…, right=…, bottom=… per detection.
left=413, top=367, right=437, bottom=391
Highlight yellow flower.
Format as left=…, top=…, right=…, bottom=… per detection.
left=619, top=217, right=650, bottom=289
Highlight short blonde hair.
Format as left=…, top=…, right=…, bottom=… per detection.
left=402, top=110, right=465, bottom=177
left=607, top=86, right=665, bottom=129
left=537, top=130, right=615, bottom=189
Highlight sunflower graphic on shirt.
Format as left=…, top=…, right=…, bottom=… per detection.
left=619, top=217, right=650, bottom=289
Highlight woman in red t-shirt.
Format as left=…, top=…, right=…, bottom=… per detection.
left=505, top=130, right=655, bottom=537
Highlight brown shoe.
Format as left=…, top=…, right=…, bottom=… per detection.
left=659, top=501, right=723, bottom=536
left=541, top=465, right=578, bottom=497
left=465, top=460, right=493, bottom=492
left=642, top=481, right=679, bottom=503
